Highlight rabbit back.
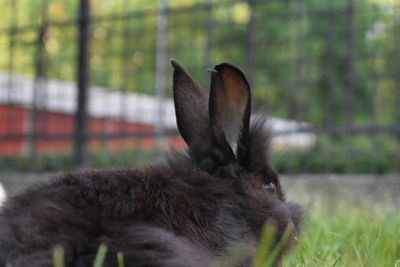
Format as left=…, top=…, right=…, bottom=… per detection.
left=0, top=167, right=220, bottom=266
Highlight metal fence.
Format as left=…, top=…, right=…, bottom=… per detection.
left=0, top=0, right=399, bottom=173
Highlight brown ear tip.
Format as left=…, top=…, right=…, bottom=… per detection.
left=214, top=62, right=244, bottom=74
left=214, top=62, right=231, bottom=69
left=170, top=58, right=179, bottom=68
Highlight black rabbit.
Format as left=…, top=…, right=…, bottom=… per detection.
left=0, top=60, right=302, bottom=267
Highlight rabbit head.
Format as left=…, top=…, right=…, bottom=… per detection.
left=170, top=59, right=302, bottom=262
left=172, top=58, right=286, bottom=198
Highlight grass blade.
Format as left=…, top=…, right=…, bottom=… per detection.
left=93, top=243, right=108, bottom=267
left=262, top=222, right=294, bottom=267
left=117, top=252, right=125, bottom=267
left=353, top=243, right=364, bottom=267
left=253, top=222, right=277, bottom=267
left=294, top=238, right=320, bottom=264
left=331, top=250, right=346, bottom=267
left=53, top=245, right=65, bottom=267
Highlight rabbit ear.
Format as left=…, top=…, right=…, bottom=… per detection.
left=209, top=63, right=251, bottom=165
left=171, top=59, right=212, bottom=157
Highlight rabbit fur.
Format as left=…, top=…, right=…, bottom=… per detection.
left=0, top=60, right=302, bottom=267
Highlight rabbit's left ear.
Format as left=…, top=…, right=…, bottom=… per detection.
left=209, top=63, right=251, bottom=166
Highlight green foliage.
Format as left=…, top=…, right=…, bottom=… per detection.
left=272, top=135, right=399, bottom=174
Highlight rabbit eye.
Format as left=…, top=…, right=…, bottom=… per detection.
left=263, top=183, right=276, bottom=194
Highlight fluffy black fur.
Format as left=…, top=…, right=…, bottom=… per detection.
left=0, top=60, right=302, bottom=267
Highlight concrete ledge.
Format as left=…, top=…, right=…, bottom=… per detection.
left=0, top=173, right=55, bottom=197
left=281, top=174, right=400, bottom=207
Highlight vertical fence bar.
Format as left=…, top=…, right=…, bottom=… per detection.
left=28, top=0, right=48, bottom=170
left=262, top=1, right=272, bottom=111
left=322, top=1, right=335, bottom=173
left=100, top=22, right=116, bottom=152
left=246, top=0, right=256, bottom=87
left=345, top=0, right=355, bottom=127
left=370, top=48, right=381, bottom=174
left=394, top=13, right=400, bottom=172
left=120, top=1, right=132, bottom=149
left=294, top=0, right=304, bottom=122
left=6, top=0, right=18, bottom=139
left=154, top=0, right=169, bottom=150
left=323, top=4, right=334, bottom=127
left=345, top=0, right=355, bottom=171
left=3, top=0, right=20, bottom=170
left=204, top=0, right=213, bottom=87
left=73, top=0, right=91, bottom=168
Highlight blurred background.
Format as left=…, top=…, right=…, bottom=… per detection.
left=1, top=1, right=399, bottom=264
left=0, top=0, right=399, bottom=195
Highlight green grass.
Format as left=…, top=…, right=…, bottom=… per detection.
left=282, top=201, right=400, bottom=267
left=47, top=200, right=399, bottom=267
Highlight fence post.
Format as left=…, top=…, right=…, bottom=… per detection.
left=204, top=0, right=213, bottom=87
left=6, top=0, right=18, bottom=135
left=120, top=1, right=132, bottom=148
left=73, top=0, right=91, bottom=168
left=154, top=0, right=169, bottom=150
left=28, top=0, right=48, bottom=171
left=246, top=0, right=256, bottom=87
left=345, top=0, right=355, bottom=127
left=294, top=0, right=304, bottom=121
left=345, top=0, right=355, bottom=171
left=394, top=13, right=400, bottom=172
left=321, top=1, right=335, bottom=173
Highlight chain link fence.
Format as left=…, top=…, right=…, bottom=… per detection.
left=0, top=0, right=399, bottom=173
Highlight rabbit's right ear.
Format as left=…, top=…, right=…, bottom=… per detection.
left=208, top=63, right=251, bottom=166
left=171, top=59, right=213, bottom=163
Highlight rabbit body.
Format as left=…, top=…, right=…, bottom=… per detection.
left=0, top=60, right=302, bottom=267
